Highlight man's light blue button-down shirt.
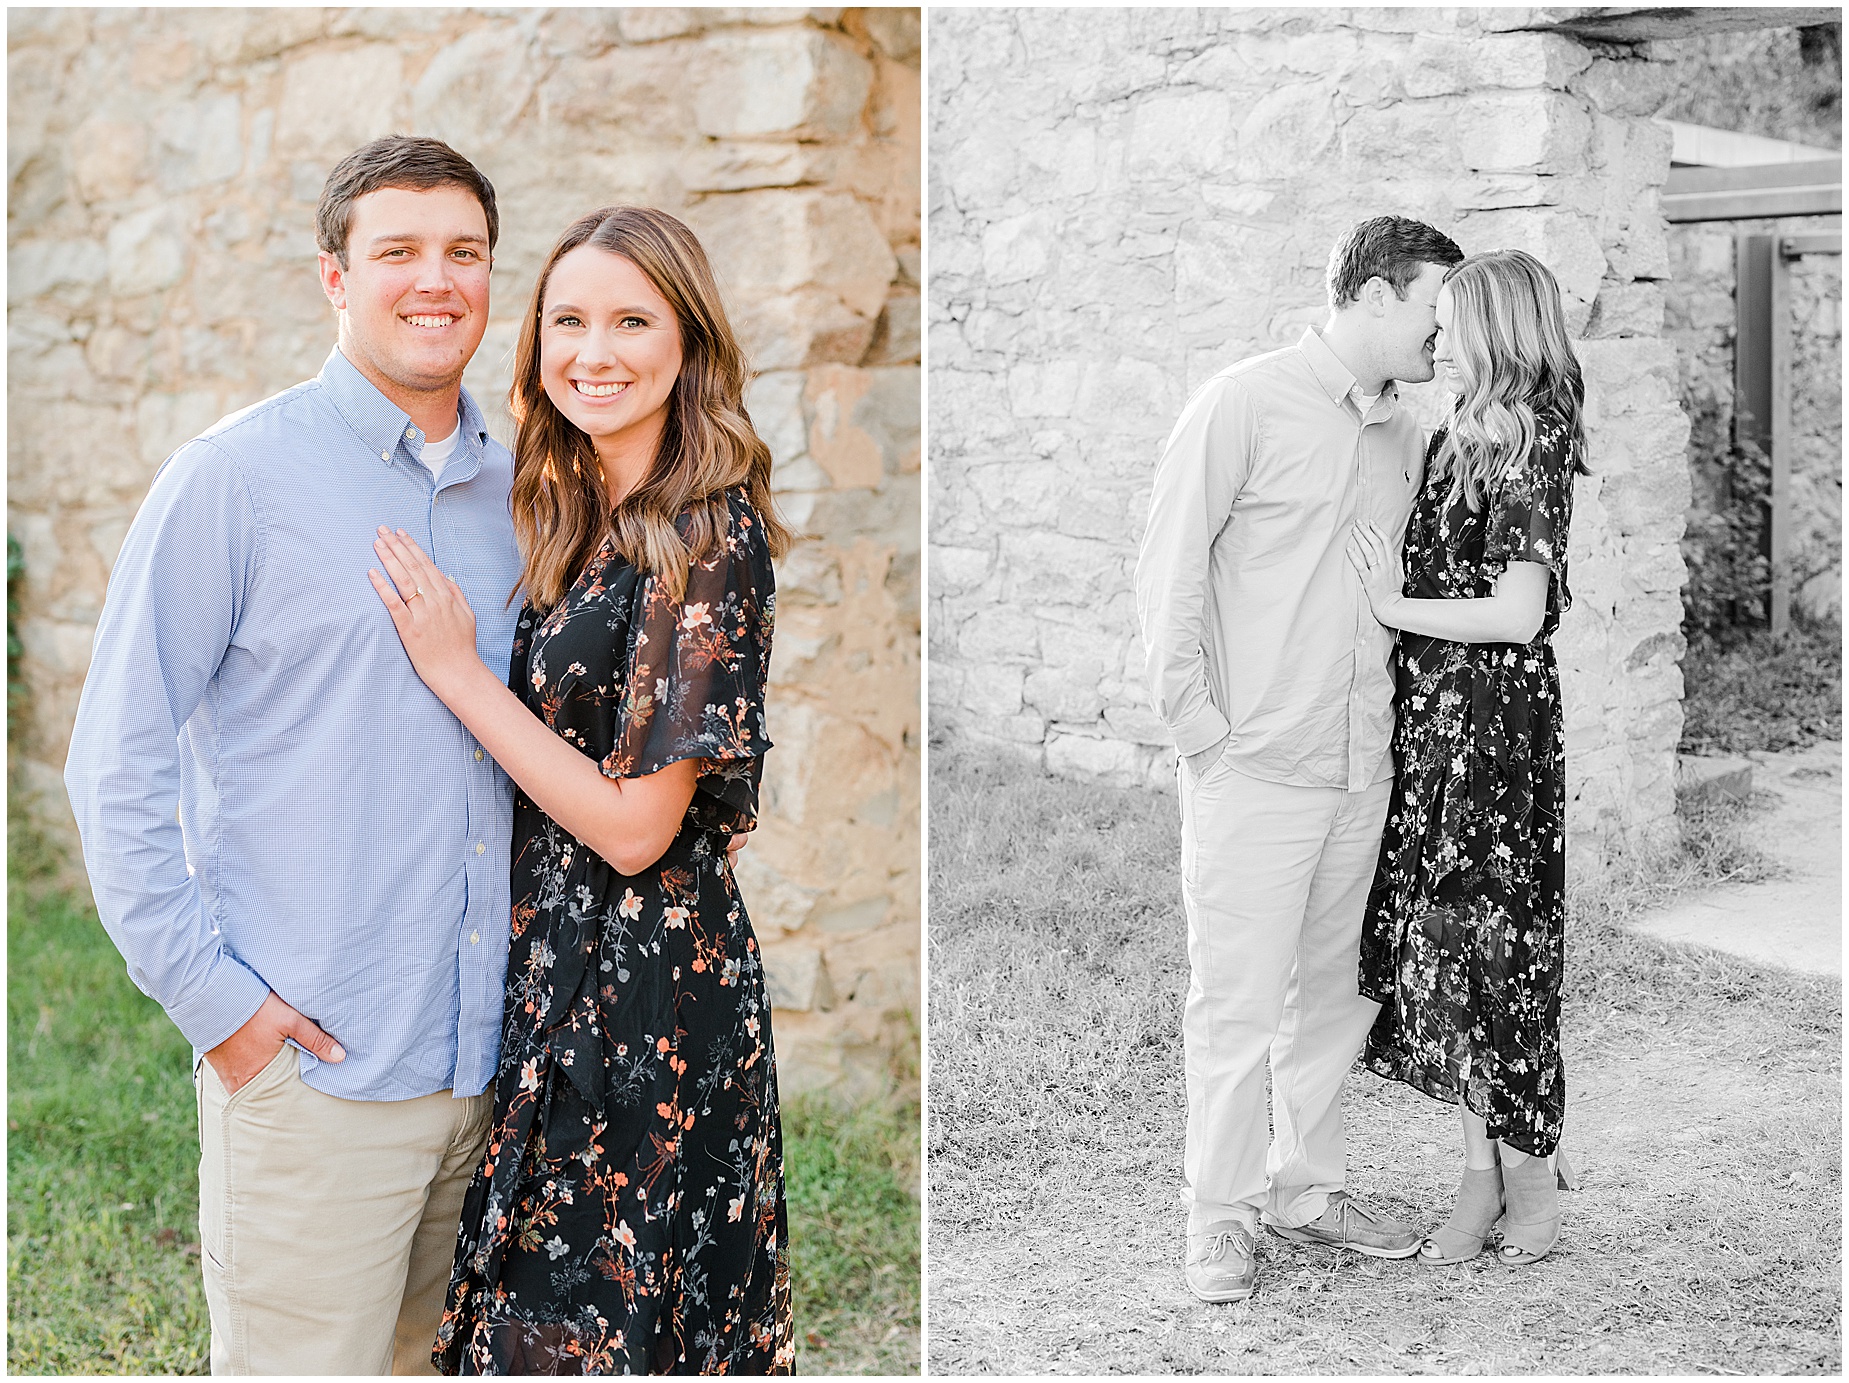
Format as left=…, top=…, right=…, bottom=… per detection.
left=65, top=347, right=523, bottom=1101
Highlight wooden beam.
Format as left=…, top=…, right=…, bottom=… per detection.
left=1663, top=118, right=1840, bottom=169
left=1734, top=236, right=1776, bottom=629
left=1496, top=7, right=1840, bottom=42
left=1782, top=233, right=1843, bottom=257
left=1666, top=187, right=1843, bottom=222
left=1769, top=242, right=1792, bottom=636
left=1665, top=160, right=1842, bottom=195
left=1662, top=160, right=1842, bottom=223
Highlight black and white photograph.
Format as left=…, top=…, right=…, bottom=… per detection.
left=927, top=6, right=1840, bottom=1375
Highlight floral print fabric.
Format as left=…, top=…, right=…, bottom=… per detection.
left=436, top=489, right=793, bottom=1374
left=1358, top=415, right=1577, bottom=1158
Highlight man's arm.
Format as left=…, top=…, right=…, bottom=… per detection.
left=1133, top=374, right=1255, bottom=765
left=63, top=439, right=341, bottom=1089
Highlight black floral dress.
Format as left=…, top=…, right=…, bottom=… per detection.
left=436, top=489, right=793, bottom=1375
left=1358, top=414, right=1578, bottom=1159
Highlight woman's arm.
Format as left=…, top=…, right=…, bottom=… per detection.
left=1348, top=521, right=1550, bottom=645
left=369, top=527, right=698, bottom=876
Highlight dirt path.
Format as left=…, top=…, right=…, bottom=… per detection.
left=928, top=1027, right=1839, bottom=1375
left=1632, top=741, right=1842, bottom=975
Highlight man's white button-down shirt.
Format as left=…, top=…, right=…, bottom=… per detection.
left=1136, top=326, right=1427, bottom=793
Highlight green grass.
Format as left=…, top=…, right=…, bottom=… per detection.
left=1680, top=618, right=1842, bottom=755
left=785, top=1089, right=922, bottom=1374
left=927, top=750, right=1841, bottom=1376
left=7, top=813, right=920, bottom=1376
left=8, top=820, right=213, bottom=1374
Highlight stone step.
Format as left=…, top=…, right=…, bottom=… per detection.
left=1675, top=752, right=1754, bottom=804
left=1634, top=740, right=1840, bottom=976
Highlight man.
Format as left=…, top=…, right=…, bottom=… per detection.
left=1133, top=215, right=1465, bottom=1303
left=65, top=136, right=521, bottom=1374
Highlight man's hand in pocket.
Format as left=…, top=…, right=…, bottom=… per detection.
left=203, top=990, right=345, bottom=1094
left=1184, top=735, right=1230, bottom=782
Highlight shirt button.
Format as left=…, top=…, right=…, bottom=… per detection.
left=406, top=427, right=416, bottom=438
left=380, top=449, right=390, bottom=461
left=475, top=748, right=484, bottom=761
left=469, top=930, right=480, bottom=945
left=475, top=842, right=486, bottom=855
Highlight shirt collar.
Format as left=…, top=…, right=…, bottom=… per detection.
left=318, top=345, right=489, bottom=466
left=1298, top=325, right=1399, bottom=411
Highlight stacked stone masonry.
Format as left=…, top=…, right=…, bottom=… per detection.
left=1665, top=215, right=1842, bottom=622
left=930, top=7, right=1693, bottom=878
left=8, top=6, right=921, bottom=1098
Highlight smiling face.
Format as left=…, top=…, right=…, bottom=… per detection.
left=538, top=244, right=684, bottom=479
left=1432, top=281, right=1468, bottom=396
left=318, top=184, right=492, bottom=409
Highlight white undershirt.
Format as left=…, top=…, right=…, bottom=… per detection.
left=1350, top=385, right=1383, bottom=418
left=418, top=415, right=462, bottom=483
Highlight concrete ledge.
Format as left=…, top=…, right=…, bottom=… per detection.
left=1675, top=752, right=1754, bottom=804
left=1635, top=741, right=1840, bottom=977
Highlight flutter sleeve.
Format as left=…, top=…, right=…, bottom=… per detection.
left=604, top=489, right=776, bottom=833
left=1482, top=411, right=1577, bottom=610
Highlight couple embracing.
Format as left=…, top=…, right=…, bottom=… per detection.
left=1136, top=215, right=1587, bottom=1303
left=66, top=137, right=795, bottom=1374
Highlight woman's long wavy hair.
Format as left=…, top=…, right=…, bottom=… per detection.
left=508, top=206, right=792, bottom=610
left=1432, top=249, right=1590, bottom=512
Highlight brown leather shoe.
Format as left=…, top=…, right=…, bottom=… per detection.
left=1266, top=1192, right=1421, bottom=1259
left=1185, top=1220, right=1258, bottom=1302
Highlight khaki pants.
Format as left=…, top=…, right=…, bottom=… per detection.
left=194, top=1046, right=494, bottom=1375
left=1178, top=754, right=1393, bottom=1234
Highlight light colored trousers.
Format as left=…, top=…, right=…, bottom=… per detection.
left=1178, top=753, right=1393, bottom=1234
left=195, top=1045, right=494, bottom=1375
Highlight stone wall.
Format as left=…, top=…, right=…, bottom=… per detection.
left=7, top=6, right=920, bottom=1098
left=929, top=6, right=1692, bottom=877
left=1665, top=215, right=1842, bottom=620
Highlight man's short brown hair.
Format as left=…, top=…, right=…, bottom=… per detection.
left=316, top=135, right=499, bottom=269
left=1326, top=216, right=1462, bottom=309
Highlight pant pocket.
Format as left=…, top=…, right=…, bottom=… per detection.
left=213, top=1042, right=300, bottom=1112
left=198, top=1044, right=297, bottom=1278
left=1183, top=761, right=1227, bottom=891
left=1181, top=750, right=1236, bottom=890
left=1181, top=738, right=1231, bottom=798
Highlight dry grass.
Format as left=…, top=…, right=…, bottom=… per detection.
left=1680, top=620, right=1842, bottom=756
left=926, top=751, right=1841, bottom=1376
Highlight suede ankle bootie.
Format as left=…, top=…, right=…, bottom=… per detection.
left=1497, top=1154, right=1564, bottom=1265
left=1419, top=1163, right=1504, bottom=1265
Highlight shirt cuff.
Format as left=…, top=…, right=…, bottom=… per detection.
left=165, top=954, right=271, bottom=1054
left=1171, top=706, right=1232, bottom=761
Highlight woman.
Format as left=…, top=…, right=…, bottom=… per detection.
left=1347, top=248, right=1587, bottom=1268
left=368, top=207, right=795, bottom=1372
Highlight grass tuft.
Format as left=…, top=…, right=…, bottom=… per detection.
left=1680, top=619, right=1842, bottom=755
left=786, top=1089, right=922, bottom=1375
